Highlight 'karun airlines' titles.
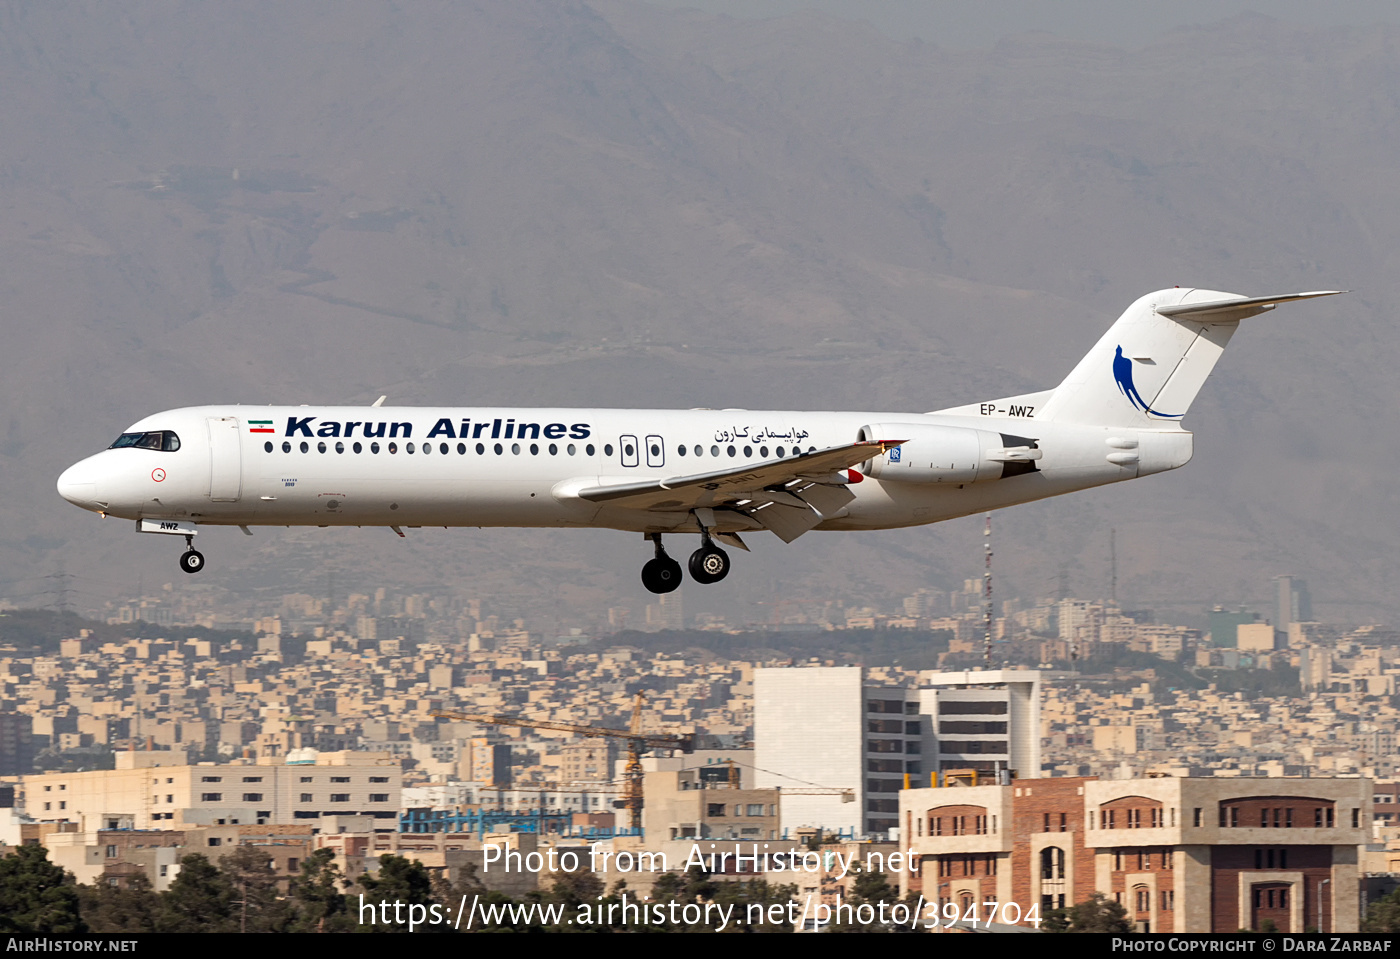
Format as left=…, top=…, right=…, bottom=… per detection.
left=57, top=289, right=1341, bottom=593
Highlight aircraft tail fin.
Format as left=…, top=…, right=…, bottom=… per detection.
left=1035, top=288, right=1343, bottom=428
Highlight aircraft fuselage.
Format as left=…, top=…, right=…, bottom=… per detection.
left=58, top=404, right=1189, bottom=533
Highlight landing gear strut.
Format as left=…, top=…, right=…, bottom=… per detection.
left=688, top=528, right=730, bottom=585
left=179, top=534, right=205, bottom=575
left=640, top=534, right=682, bottom=594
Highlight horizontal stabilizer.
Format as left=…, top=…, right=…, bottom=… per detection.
left=1155, top=290, right=1345, bottom=320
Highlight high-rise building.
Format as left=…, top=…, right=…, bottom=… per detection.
left=919, top=669, right=1041, bottom=784
left=1207, top=607, right=1259, bottom=648
left=0, top=713, right=35, bottom=777
left=753, top=667, right=1041, bottom=839
left=1275, top=576, right=1312, bottom=640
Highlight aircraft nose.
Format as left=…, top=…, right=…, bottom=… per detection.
left=57, top=461, right=100, bottom=509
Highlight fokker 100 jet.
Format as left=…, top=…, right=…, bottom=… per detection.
left=57, top=288, right=1340, bottom=593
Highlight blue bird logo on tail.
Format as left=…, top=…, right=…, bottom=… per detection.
left=1113, top=346, right=1182, bottom=419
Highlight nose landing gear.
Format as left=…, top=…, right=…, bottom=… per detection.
left=179, top=534, right=205, bottom=575
left=641, top=533, right=682, bottom=594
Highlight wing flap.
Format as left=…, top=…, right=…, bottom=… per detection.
left=750, top=502, right=824, bottom=543
left=570, top=439, right=899, bottom=543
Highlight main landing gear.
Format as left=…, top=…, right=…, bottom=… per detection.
left=179, top=534, right=205, bottom=575
left=641, top=532, right=731, bottom=594
left=688, top=529, right=730, bottom=585
left=641, top=533, right=682, bottom=594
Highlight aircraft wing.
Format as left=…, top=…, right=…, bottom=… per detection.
left=570, top=439, right=903, bottom=542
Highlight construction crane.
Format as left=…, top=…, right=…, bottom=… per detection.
left=712, top=757, right=854, bottom=802
left=432, top=693, right=693, bottom=829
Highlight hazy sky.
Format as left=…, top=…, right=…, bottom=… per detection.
left=638, top=0, right=1400, bottom=48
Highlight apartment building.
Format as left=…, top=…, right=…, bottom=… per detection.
left=20, top=750, right=401, bottom=829
left=899, top=775, right=1370, bottom=932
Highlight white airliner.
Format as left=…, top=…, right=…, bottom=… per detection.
left=58, top=288, right=1340, bottom=592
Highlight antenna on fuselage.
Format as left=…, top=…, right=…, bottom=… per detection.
left=372, top=396, right=387, bottom=407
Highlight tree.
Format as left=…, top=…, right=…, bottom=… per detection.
left=826, top=868, right=918, bottom=934
left=357, top=855, right=444, bottom=933
left=156, top=853, right=236, bottom=933
left=76, top=873, right=158, bottom=933
left=0, top=845, right=86, bottom=934
left=290, top=848, right=355, bottom=933
left=1363, top=886, right=1400, bottom=933
left=647, top=867, right=797, bottom=933
left=221, top=845, right=293, bottom=933
left=1045, top=893, right=1133, bottom=934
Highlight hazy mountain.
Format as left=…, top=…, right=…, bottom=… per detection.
left=3, top=1, right=1393, bottom=626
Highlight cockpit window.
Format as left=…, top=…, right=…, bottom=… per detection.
left=109, top=430, right=181, bottom=452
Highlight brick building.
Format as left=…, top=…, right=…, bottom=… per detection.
left=899, top=776, right=1369, bottom=932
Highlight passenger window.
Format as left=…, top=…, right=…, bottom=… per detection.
left=353, top=442, right=362, bottom=453
left=264, top=442, right=273, bottom=453
left=282, top=441, right=291, bottom=453
left=406, top=442, right=415, bottom=453
left=388, top=443, right=398, bottom=454
left=371, top=442, right=380, bottom=454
